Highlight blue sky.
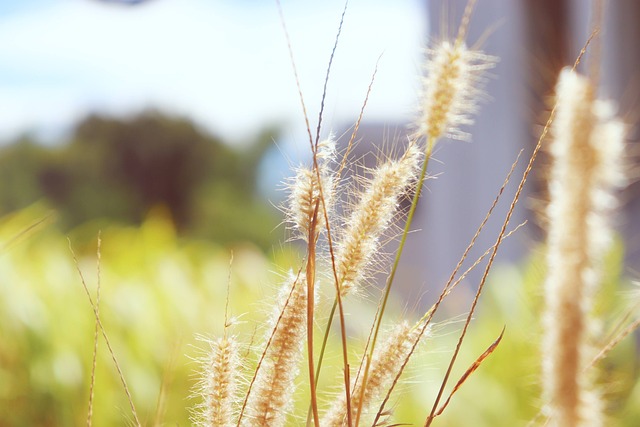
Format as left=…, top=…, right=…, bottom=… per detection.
left=0, top=0, right=426, bottom=144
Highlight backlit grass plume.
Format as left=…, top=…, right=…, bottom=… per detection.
left=542, top=67, right=625, bottom=427
left=321, top=321, right=422, bottom=427
left=334, top=144, right=422, bottom=297
left=417, top=38, right=496, bottom=142
left=242, top=273, right=309, bottom=427
left=193, top=336, right=241, bottom=427
left=287, top=137, right=337, bottom=242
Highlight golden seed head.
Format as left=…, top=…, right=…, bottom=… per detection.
left=418, top=41, right=496, bottom=142
left=192, top=335, right=240, bottom=427
left=243, top=274, right=309, bottom=427
left=543, top=68, right=625, bottom=427
left=335, top=145, right=422, bottom=297
left=286, top=137, right=337, bottom=242
left=322, top=321, right=422, bottom=426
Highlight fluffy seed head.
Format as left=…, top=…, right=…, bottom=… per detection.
left=192, top=336, right=240, bottom=427
left=335, top=145, right=422, bottom=297
left=287, top=137, right=337, bottom=242
left=243, top=273, right=309, bottom=427
left=322, top=321, right=422, bottom=426
left=543, top=68, right=625, bottom=427
left=417, top=40, right=496, bottom=142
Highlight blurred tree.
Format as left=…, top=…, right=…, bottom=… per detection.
left=0, top=111, right=278, bottom=248
left=0, top=137, right=49, bottom=213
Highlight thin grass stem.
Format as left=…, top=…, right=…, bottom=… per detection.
left=306, top=61, right=381, bottom=426
left=306, top=201, right=321, bottom=427
left=87, top=233, right=101, bottom=427
left=68, top=239, right=141, bottom=427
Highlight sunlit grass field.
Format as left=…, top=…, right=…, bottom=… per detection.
left=1, top=204, right=638, bottom=426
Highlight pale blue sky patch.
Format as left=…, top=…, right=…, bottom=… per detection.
left=0, top=0, right=426, bottom=143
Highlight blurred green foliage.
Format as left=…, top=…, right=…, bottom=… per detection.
left=398, top=240, right=639, bottom=427
left=0, top=204, right=294, bottom=426
left=0, top=205, right=637, bottom=426
left=0, top=111, right=279, bottom=249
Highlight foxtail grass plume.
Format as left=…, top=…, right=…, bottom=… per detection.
left=334, top=145, right=422, bottom=297
left=542, top=68, right=625, bottom=427
left=193, top=336, right=240, bottom=427
left=243, top=274, right=309, bottom=427
left=417, top=40, right=496, bottom=142
left=321, top=321, right=422, bottom=426
left=287, top=137, right=337, bottom=242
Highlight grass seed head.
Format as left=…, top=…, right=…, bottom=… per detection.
left=543, top=68, right=625, bottom=427
left=286, top=137, right=337, bottom=242
left=192, top=335, right=241, bottom=427
left=417, top=40, right=496, bottom=142
left=322, top=321, right=422, bottom=426
left=243, top=273, right=309, bottom=427
left=335, top=145, right=422, bottom=297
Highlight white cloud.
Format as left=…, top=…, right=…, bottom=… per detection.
left=0, top=0, right=425, bottom=142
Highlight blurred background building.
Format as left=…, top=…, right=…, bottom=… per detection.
left=400, top=0, right=640, bottom=303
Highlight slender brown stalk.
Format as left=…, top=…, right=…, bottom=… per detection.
left=309, top=7, right=355, bottom=425
left=336, top=56, right=381, bottom=180
left=434, top=327, right=505, bottom=417
left=275, top=0, right=313, bottom=149
left=87, top=233, right=102, bottom=427
left=589, top=317, right=640, bottom=370
left=311, top=135, right=354, bottom=427
left=68, top=239, right=141, bottom=427
left=307, top=59, right=381, bottom=427
left=306, top=200, right=320, bottom=427
left=314, top=0, right=348, bottom=150
left=589, top=0, right=604, bottom=89
left=277, top=2, right=354, bottom=424
left=312, top=155, right=353, bottom=427
left=0, top=211, right=54, bottom=253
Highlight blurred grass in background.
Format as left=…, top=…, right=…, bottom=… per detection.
left=1, top=204, right=637, bottom=426
left=0, top=204, right=293, bottom=426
